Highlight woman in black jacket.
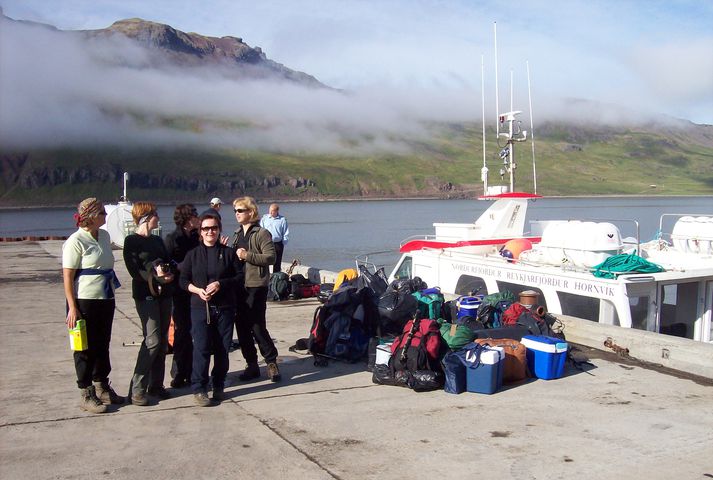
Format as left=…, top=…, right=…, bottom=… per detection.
left=179, top=212, right=240, bottom=406
left=123, top=201, right=175, bottom=406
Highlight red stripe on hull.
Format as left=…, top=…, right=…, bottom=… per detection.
left=400, top=236, right=541, bottom=253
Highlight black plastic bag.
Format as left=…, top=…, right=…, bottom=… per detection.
left=406, top=369, right=444, bottom=392
left=357, top=265, right=388, bottom=298
left=372, top=363, right=397, bottom=386
left=388, top=276, right=427, bottom=294
left=377, top=289, right=418, bottom=334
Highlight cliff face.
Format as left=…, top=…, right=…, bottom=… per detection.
left=1, top=154, right=316, bottom=203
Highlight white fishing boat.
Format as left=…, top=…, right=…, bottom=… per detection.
left=101, top=172, right=134, bottom=248
left=100, top=172, right=161, bottom=248
left=386, top=27, right=713, bottom=344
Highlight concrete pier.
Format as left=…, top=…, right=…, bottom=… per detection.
left=1, top=241, right=712, bottom=479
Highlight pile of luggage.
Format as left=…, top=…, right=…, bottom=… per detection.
left=294, top=267, right=569, bottom=394
left=267, top=271, right=321, bottom=301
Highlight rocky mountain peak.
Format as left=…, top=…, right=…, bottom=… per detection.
left=83, top=17, right=321, bottom=86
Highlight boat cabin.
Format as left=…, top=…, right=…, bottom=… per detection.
left=389, top=211, right=713, bottom=343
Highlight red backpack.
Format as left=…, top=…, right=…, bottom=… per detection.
left=501, top=303, right=550, bottom=335
left=390, top=318, right=442, bottom=372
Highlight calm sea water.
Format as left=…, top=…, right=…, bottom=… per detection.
left=1, top=197, right=711, bottom=273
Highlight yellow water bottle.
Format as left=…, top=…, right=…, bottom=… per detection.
left=69, top=319, right=88, bottom=351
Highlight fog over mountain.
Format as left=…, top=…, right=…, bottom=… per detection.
left=0, top=13, right=705, bottom=155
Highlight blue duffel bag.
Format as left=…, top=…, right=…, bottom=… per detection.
left=442, top=343, right=487, bottom=394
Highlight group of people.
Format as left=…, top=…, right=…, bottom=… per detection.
left=62, top=196, right=290, bottom=413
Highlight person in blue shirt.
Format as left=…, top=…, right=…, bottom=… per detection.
left=259, top=203, right=289, bottom=272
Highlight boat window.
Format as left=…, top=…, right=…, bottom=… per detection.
left=659, top=282, right=698, bottom=339
left=557, top=292, right=599, bottom=322
left=629, top=295, right=650, bottom=331
left=455, top=275, right=488, bottom=296
left=393, top=256, right=412, bottom=280
left=496, top=281, right=547, bottom=311
left=557, top=292, right=620, bottom=325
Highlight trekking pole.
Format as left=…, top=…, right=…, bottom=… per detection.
left=400, top=312, right=420, bottom=364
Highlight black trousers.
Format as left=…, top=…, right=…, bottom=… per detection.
left=170, top=292, right=193, bottom=382
left=273, top=241, right=284, bottom=272
left=236, top=286, right=278, bottom=364
left=190, top=305, right=234, bottom=393
left=73, top=298, right=115, bottom=389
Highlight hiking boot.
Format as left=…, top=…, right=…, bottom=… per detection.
left=194, top=392, right=212, bottom=407
left=170, top=377, right=188, bottom=388
left=238, top=363, right=260, bottom=381
left=80, top=386, right=107, bottom=414
left=94, top=381, right=125, bottom=405
left=148, top=385, right=171, bottom=399
left=131, top=391, right=149, bottom=406
left=267, top=362, right=282, bottom=382
left=212, top=388, right=225, bottom=402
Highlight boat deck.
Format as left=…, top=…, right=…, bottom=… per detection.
left=1, top=241, right=712, bottom=479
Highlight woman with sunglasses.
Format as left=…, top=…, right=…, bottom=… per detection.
left=180, top=212, right=241, bottom=406
left=62, top=197, right=123, bottom=413
left=232, top=197, right=280, bottom=382
left=123, top=202, right=175, bottom=406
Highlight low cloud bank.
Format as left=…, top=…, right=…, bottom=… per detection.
left=0, top=17, right=699, bottom=154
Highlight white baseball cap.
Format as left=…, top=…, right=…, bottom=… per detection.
left=210, top=197, right=223, bottom=205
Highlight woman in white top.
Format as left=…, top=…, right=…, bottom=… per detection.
left=62, top=198, right=123, bottom=413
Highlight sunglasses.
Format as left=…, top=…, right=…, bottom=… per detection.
left=201, top=225, right=220, bottom=232
left=234, top=208, right=248, bottom=213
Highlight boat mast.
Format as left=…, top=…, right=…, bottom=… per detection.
left=493, top=23, right=527, bottom=194
left=494, top=22, right=500, bottom=140
left=527, top=61, right=537, bottom=194
left=481, top=54, right=488, bottom=195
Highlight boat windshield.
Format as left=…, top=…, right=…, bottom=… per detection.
left=393, top=256, right=412, bottom=281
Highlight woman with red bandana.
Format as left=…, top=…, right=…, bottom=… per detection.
left=62, top=197, right=124, bottom=413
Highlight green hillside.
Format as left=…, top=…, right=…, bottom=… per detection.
left=1, top=121, right=712, bottom=206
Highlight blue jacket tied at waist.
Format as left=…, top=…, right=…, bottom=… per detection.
left=76, top=268, right=121, bottom=298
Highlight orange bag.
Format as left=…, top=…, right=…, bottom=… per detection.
left=167, top=317, right=175, bottom=354
left=333, top=268, right=358, bottom=291
left=474, top=338, right=529, bottom=382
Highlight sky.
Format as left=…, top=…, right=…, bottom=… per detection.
left=1, top=0, right=712, bottom=152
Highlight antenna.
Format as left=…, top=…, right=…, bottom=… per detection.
left=527, top=61, right=537, bottom=194
left=493, top=22, right=500, bottom=139
left=481, top=54, right=488, bottom=195
left=510, top=69, right=514, bottom=112
left=123, top=172, right=130, bottom=203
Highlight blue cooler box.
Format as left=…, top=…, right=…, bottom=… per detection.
left=521, top=335, right=568, bottom=380
left=465, top=346, right=504, bottom=394
left=457, top=295, right=483, bottom=319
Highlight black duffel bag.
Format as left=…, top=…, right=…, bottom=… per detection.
left=377, top=289, right=418, bottom=335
